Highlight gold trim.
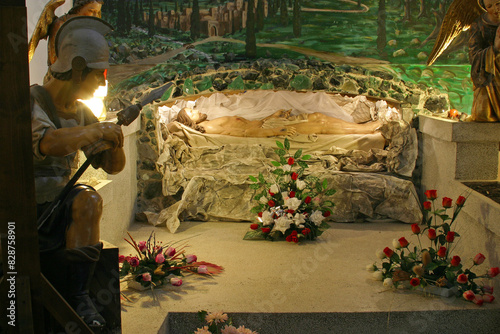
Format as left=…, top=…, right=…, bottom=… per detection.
left=478, top=0, right=487, bottom=12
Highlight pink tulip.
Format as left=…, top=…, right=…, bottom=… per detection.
left=142, top=273, right=152, bottom=282
left=118, top=255, right=125, bottom=263
left=473, top=295, right=484, bottom=306
left=138, top=241, right=147, bottom=252
left=128, top=256, right=140, bottom=267
left=198, top=265, right=209, bottom=274
left=483, top=294, right=495, bottom=303
left=155, top=253, right=165, bottom=264
left=463, top=290, right=475, bottom=301
left=473, top=253, right=486, bottom=265
left=170, top=277, right=183, bottom=286
left=488, top=267, right=500, bottom=277
left=482, top=285, right=494, bottom=294
left=186, top=254, right=197, bottom=264
left=165, top=247, right=176, bottom=258
left=456, top=274, right=468, bottom=284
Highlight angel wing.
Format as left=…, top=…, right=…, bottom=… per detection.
left=427, top=0, right=484, bottom=66
left=28, top=0, right=66, bottom=62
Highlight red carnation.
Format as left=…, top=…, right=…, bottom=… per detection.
left=323, top=211, right=331, bottom=217
left=304, top=196, right=312, bottom=204
left=268, top=200, right=275, bottom=207
left=250, top=223, right=259, bottom=230
left=411, top=223, right=421, bottom=234
left=289, top=191, right=296, bottom=198
left=451, top=255, right=461, bottom=267
left=291, top=172, right=298, bottom=181
left=446, top=231, right=455, bottom=243
left=261, top=227, right=271, bottom=233
left=288, top=157, right=295, bottom=165
left=437, top=246, right=447, bottom=258
left=423, top=201, right=432, bottom=211
left=425, top=190, right=437, bottom=200
left=398, top=237, right=409, bottom=248
left=442, top=197, right=453, bottom=208
left=456, top=196, right=466, bottom=206
left=428, top=228, right=437, bottom=240
left=258, top=212, right=263, bottom=217
left=383, top=247, right=394, bottom=258
left=410, top=277, right=420, bottom=287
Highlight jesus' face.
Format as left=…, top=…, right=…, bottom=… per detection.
left=185, top=108, right=207, bottom=123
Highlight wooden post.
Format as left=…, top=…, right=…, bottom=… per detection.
left=0, top=2, right=93, bottom=333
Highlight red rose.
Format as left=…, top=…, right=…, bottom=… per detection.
left=323, top=211, right=331, bottom=217
left=473, top=295, right=484, bottom=306
left=483, top=294, right=495, bottom=303
left=428, top=228, right=437, bottom=240
left=425, top=190, right=437, bottom=200
left=128, top=256, right=140, bottom=267
left=291, top=230, right=298, bottom=236
left=258, top=212, right=263, bottom=217
left=286, top=209, right=295, bottom=214
left=473, top=253, right=486, bottom=265
left=291, top=172, right=298, bottom=181
left=302, top=228, right=311, bottom=236
left=411, top=223, right=421, bottom=234
left=383, top=247, right=394, bottom=258
left=446, top=231, right=455, bottom=243
left=398, top=237, right=409, bottom=248
left=304, top=196, right=312, bottom=204
left=451, top=255, right=461, bottom=267
left=286, top=234, right=299, bottom=243
left=457, top=273, right=468, bottom=284
left=462, top=290, right=475, bottom=301
left=456, top=196, right=466, bottom=206
left=289, top=191, right=296, bottom=198
left=437, top=246, right=447, bottom=258
left=488, top=267, right=500, bottom=278
left=288, top=157, right=295, bottom=165
left=261, top=227, right=271, bottom=233
left=268, top=200, right=275, bottom=207
left=410, top=277, right=420, bottom=287
left=118, top=255, right=125, bottom=263
left=442, top=197, right=453, bottom=208
left=423, top=201, right=432, bottom=211
left=268, top=189, right=275, bottom=196
left=250, top=223, right=259, bottom=230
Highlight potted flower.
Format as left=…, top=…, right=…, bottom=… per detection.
left=244, top=138, right=335, bottom=243
left=369, top=190, right=499, bottom=305
left=193, top=311, right=258, bottom=334
left=120, top=232, right=223, bottom=290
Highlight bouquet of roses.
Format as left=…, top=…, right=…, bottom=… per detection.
left=369, top=189, right=499, bottom=305
left=120, top=232, right=223, bottom=289
left=193, top=311, right=258, bottom=334
left=244, top=138, right=335, bottom=243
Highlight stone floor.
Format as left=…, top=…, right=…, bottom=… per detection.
left=116, top=220, right=500, bottom=334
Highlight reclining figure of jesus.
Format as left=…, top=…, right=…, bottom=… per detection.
left=170, top=108, right=382, bottom=137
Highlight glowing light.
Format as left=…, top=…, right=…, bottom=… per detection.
left=78, top=80, right=108, bottom=121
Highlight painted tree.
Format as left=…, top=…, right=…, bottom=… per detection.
left=191, top=0, right=201, bottom=40
left=268, top=0, right=278, bottom=17
left=256, top=0, right=265, bottom=32
left=280, top=0, right=288, bottom=26
left=125, top=0, right=132, bottom=33
left=117, top=0, right=126, bottom=34
left=148, top=0, right=155, bottom=36
left=246, top=0, right=257, bottom=58
left=293, top=0, right=301, bottom=38
left=134, top=0, right=141, bottom=26
left=377, top=0, right=387, bottom=59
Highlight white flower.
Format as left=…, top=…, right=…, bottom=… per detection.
left=282, top=164, right=291, bottom=172
left=261, top=211, right=274, bottom=226
left=284, top=197, right=302, bottom=211
left=270, top=184, right=279, bottom=194
left=372, top=271, right=384, bottom=281
left=296, top=179, right=307, bottom=190
left=392, top=239, right=401, bottom=249
left=376, top=250, right=386, bottom=259
left=292, top=213, right=306, bottom=226
left=274, top=216, right=292, bottom=233
left=383, top=278, right=394, bottom=288
left=259, top=196, right=268, bottom=204
left=309, top=210, right=325, bottom=225
left=281, top=191, right=289, bottom=200
left=205, top=311, right=228, bottom=325
left=283, top=175, right=291, bottom=183
left=366, top=264, right=376, bottom=272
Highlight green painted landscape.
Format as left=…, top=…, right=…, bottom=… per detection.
left=103, top=0, right=473, bottom=113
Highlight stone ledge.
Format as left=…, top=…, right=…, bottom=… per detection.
left=419, top=114, right=500, bottom=142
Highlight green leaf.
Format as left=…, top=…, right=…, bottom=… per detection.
left=301, top=154, right=311, bottom=160
left=243, top=230, right=267, bottom=240
left=258, top=173, right=266, bottom=183
left=294, top=148, right=303, bottom=159
left=298, top=161, right=308, bottom=169
left=425, top=262, right=439, bottom=271
left=198, top=310, right=208, bottom=322
left=271, top=161, right=281, bottom=167
left=322, top=179, right=328, bottom=190
left=250, top=184, right=261, bottom=190
left=442, top=223, right=450, bottom=233
left=272, top=169, right=284, bottom=176
left=284, top=138, right=290, bottom=150
left=249, top=175, right=258, bottom=182
left=276, top=140, right=284, bottom=149
left=325, top=189, right=336, bottom=196
left=276, top=148, right=287, bottom=157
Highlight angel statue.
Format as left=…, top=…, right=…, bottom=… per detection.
left=427, top=0, right=500, bottom=122
left=28, top=0, right=103, bottom=65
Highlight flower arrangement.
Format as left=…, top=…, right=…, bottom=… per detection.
left=369, top=190, right=499, bottom=305
left=244, top=138, right=335, bottom=243
left=119, top=232, right=223, bottom=289
left=193, top=311, right=258, bottom=334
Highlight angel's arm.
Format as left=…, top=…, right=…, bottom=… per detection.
left=468, top=21, right=496, bottom=87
